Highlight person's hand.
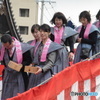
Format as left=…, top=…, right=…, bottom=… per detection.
left=77, top=38, right=82, bottom=43
left=29, top=63, right=34, bottom=66
left=34, top=66, right=42, bottom=75
left=69, top=52, right=74, bottom=62
left=29, top=64, right=32, bottom=66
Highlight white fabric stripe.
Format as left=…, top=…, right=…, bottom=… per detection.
left=95, top=75, right=100, bottom=100
left=57, top=90, right=64, bottom=100
left=0, top=81, right=2, bottom=100
left=84, top=79, right=90, bottom=100
left=56, top=76, right=100, bottom=100
left=71, top=81, right=78, bottom=100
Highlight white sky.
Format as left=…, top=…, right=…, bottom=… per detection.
left=38, top=0, right=100, bottom=26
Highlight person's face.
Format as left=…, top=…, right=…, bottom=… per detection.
left=55, top=17, right=63, bottom=28
left=40, top=29, right=50, bottom=41
left=3, top=42, right=13, bottom=49
left=80, top=17, right=88, bottom=26
left=32, top=29, right=41, bottom=40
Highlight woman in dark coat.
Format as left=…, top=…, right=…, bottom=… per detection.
left=74, top=11, right=99, bottom=63
left=27, top=24, right=41, bottom=46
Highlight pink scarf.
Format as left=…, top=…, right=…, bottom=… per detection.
left=0, top=37, right=22, bottom=63
left=30, top=40, right=36, bottom=46
left=78, top=24, right=92, bottom=39
left=12, top=37, right=23, bottom=64
left=40, top=38, right=52, bottom=62
left=84, top=24, right=92, bottom=39
left=34, top=42, right=41, bottom=55
left=30, top=40, right=41, bottom=55
left=54, top=26, right=64, bottom=44
left=0, top=45, right=5, bottom=61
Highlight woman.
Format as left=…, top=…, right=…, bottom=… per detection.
left=93, top=10, right=100, bottom=31
left=27, top=24, right=41, bottom=46
left=73, top=11, right=99, bottom=63
left=27, top=24, right=68, bottom=89
left=27, top=24, right=41, bottom=61
left=50, top=12, right=78, bottom=62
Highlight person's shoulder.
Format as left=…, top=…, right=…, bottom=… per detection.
left=65, top=26, right=76, bottom=31
left=50, top=41, right=63, bottom=48
left=75, top=25, right=81, bottom=31
left=21, top=42, right=33, bottom=47
left=90, top=24, right=100, bottom=33
left=64, top=26, right=78, bottom=34
left=91, top=24, right=99, bottom=30
left=48, top=42, right=64, bottom=53
left=27, top=40, right=33, bottom=44
left=21, top=42, right=34, bottom=53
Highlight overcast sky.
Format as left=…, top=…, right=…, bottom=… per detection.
left=38, top=0, right=100, bottom=26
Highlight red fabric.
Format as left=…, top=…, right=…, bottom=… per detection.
left=78, top=81, right=84, bottom=100
left=0, top=65, right=4, bottom=80
left=90, top=78, right=96, bottom=100
left=7, top=58, right=100, bottom=100
left=65, top=87, right=71, bottom=100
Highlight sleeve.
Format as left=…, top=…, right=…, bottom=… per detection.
left=20, top=50, right=32, bottom=72
left=64, top=36, right=74, bottom=53
left=81, top=31, right=98, bottom=44
left=42, top=51, right=57, bottom=72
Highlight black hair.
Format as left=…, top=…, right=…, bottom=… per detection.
left=1, top=34, right=12, bottom=44
left=40, top=24, right=51, bottom=33
left=79, top=11, right=91, bottom=22
left=96, top=10, right=100, bottom=20
left=31, top=24, right=40, bottom=33
left=50, top=12, right=67, bottom=25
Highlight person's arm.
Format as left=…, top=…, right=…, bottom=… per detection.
left=42, top=51, right=57, bottom=72
left=35, top=51, right=57, bottom=74
left=20, top=50, right=32, bottom=72
left=64, top=36, right=75, bottom=62
left=23, top=50, right=32, bottom=65
left=64, top=36, right=74, bottom=53
left=81, top=31, right=98, bottom=44
left=35, top=52, right=56, bottom=74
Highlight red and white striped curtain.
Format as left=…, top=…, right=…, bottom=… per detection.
left=7, top=58, right=100, bottom=100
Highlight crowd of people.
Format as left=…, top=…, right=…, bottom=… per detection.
left=0, top=10, right=100, bottom=100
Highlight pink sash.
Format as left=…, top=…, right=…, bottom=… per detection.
left=40, top=38, right=52, bottom=62
left=0, top=45, right=5, bottom=61
left=78, top=24, right=92, bottom=39
left=54, top=26, right=64, bottom=44
left=12, top=37, right=23, bottom=63
left=34, top=42, right=41, bottom=55
left=30, top=40, right=36, bottom=46
left=84, top=24, right=92, bottom=39
left=30, top=40, right=41, bottom=55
